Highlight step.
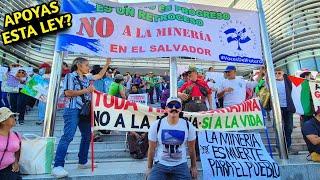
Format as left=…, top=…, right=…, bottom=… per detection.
left=22, top=155, right=320, bottom=180
left=63, top=149, right=131, bottom=160
left=57, top=141, right=126, bottom=151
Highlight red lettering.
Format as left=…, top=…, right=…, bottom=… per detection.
left=103, top=95, right=114, bottom=108
left=315, top=91, right=320, bottom=98
left=124, top=101, right=138, bottom=111
left=252, top=99, right=261, bottom=111
left=204, top=49, right=211, bottom=56
left=76, top=17, right=96, bottom=37
left=76, top=17, right=114, bottom=38
left=114, top=97, right=125, bottom=109
left=148, top=106, right=153, bottom=112
left=110, top=44, right=118, bottom=53
left=229, top=105, right=239, bottom=112
left=94, top=91, right=101, bottom=106
left=96, top=17, right=114, bottom=37
left=245, top=100, right=253, bottom=111
left=225, top=107, right=232, bottom=112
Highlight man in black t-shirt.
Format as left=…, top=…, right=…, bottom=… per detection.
left=302, top=107, right=320, bottom=162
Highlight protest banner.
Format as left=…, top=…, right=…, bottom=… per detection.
left=310, top=81, right=320, bottom=111
left=128, top=93, right=148, bottom=105
left=0, top=67, right=8, bottom=81
left=56, top=0, right=263, bottom=65
left=21, top=75, right=49, bottom=102
left=92, top=90, right=264, bottom=132
left=1, top=74, right=20, bottom=93
left=199, top=131, right=280, bottom=180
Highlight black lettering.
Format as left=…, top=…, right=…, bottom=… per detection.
left=99, top=111, right=110, bottom=126
left=208, top=159, right=217, bottom=176
left=255, top=149, right=266, bottom=161
left=114, top=113, right=125, bottom=128
left=206, top=131, right=218, bottom=143
left=273, top=162, right=280, bottom=178
left=94, top=111, right=100, bottom=126
left=192, top=117, right=198, bottom=128
left=244, top=162, right=253, bottom=178
left=131, top=114, right=139, bottom=128
left=140, top=115, right=150, bottom=129
left=212, top=146, right=226, bottom=159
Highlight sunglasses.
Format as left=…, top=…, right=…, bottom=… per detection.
left=167, top=102, right=181, bottom=109
left=275, top=72, right=282, bottom=75
left=18, top=71, right=26, bottom=74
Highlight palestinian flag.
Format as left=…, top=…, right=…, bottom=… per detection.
left=287, top=76, right=313, bottom=115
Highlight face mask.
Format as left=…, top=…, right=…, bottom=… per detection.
left=39, top=68, right=46, bottom=75
left=21, top=77, right=27, bottom=81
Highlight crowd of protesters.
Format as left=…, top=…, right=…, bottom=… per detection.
left=1, top=57, right=320, bottom=179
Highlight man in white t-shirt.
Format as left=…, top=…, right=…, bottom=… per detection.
left=146, top=97, right=197, bottom=180
left=217, top=65, right=262, bottom=107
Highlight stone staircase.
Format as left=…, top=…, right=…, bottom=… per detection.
left=14, top=106, right=308, bottom=179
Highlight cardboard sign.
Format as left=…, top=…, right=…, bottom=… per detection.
left=198, top=131, right=280, bottom=180
left=128, top=93, right=148, bottom=105
left=0, top=67, right=8, bottom=81
left=92, top=91, right=264, bottom=132
left=21, top=75, right=49, bottom=102
left=56, top=0, right=263, bottom=65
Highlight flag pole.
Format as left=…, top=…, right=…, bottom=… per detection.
left=256, top=0, right=288, bottom=159
left=43, top=51, right=64, bottom=137
left=169, top=0, right=178, bottom=98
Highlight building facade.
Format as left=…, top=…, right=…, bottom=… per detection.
left=189, top=0, right=320, bottom=74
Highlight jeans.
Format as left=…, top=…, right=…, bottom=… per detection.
left=1, top=92, right=10, bottom=108
left=9, top=93, right=19, bottom=113
left=147, top=87, right=154, bottom=104
left=148, top=162, right=191, bottom=180
left=54, top=108, right=91, bottom=167
left=0, top=164, right=22, bottom=180
left=281, top=107, right=293, bottom=149
left=155, top=86, right=161, bottom=102
left=38, top=101, right=46, bottom=122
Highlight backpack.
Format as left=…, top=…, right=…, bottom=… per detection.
left=156, top=113, right=190, bottom=134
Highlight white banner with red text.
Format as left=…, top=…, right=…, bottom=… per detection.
left=92, top=91, right=264, bottom=132
left=56, top=0, right=263, bottom=65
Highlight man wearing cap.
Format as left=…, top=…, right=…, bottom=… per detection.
left=108, top=74, right=126, bottom=99
left=302, top=107, right=320, bottom=162
left=217, top=65, right=263, bottom=108
left=178, top=66, right=213, bottom=111
left=274, top=67, right=296, bottom=153
left=146, top=97, right=197, bottom=179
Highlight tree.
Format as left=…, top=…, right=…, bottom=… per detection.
left=224, top=28, right=251, bottom=51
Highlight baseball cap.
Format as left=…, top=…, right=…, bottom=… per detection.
left=166, top=97, right=182, bottom=107
left=0, top=107, right=18, bottom=123
left=114, top=74, right=124, bottom=81
left=224, top=65, right=236, bottom=72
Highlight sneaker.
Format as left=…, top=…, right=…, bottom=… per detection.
left=19, top=121, right=24, bottom=125
left=288, top=148, right=299, bottom=155
left=78, top=163, right=97, bottom=169
left=36, top=121, right=43, bottom=125
left=52, top=166, right=68, bottom=178
left=306, top=154, right=312, bottom=161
